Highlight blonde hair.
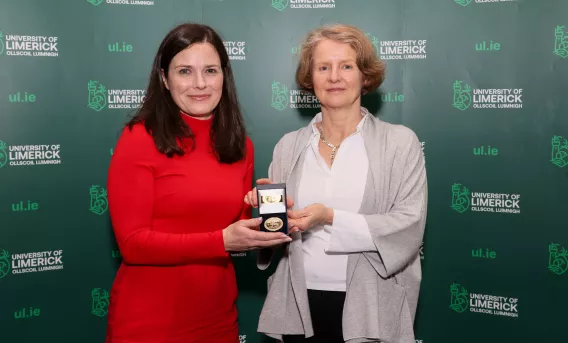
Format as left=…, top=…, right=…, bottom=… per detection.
left=295, top=24, right=386, bottom=94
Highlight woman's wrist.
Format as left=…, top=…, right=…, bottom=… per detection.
left=222, top=228, right=228, bottom=251
left=324, top=207, right=334, bottom=225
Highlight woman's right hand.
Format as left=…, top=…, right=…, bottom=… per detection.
left=223, top=217, right=292, bottom=252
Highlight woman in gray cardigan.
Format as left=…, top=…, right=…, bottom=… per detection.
left=245, top=24, right=427, bottom=343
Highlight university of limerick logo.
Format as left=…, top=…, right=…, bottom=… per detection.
left=87, top=80, right=107, bottom=111
left=0, top=249, right=10, bottom=279
left=454, top=0, right=472, bottom=6
left=365, top=33, right=380, bottom=56
left=0, top=140, right=8, bottom=168
left=450, top=283, right=469, bottom=313
left=451, top=183, right=470, bottom=213
left=89, top=185, right=108, bottom=215
left=87, top=0, right=104, bottom=6
left=548, top=243, right=568, bottom=276
left=551, top=135, right=568, bottom=168
left=91, top=288, right=110, bottom=317
left=272, top=0, right=289, bottom=11
left=0, top=32, right=4, bottom=55
left=271, top=81, right=289, bottom=111
left=452, top=80, right=472, bottom=111
left=554, top=25, right=568, bottom=59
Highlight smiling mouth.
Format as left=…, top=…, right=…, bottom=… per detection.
left=327, top=88, right=345, bottom=92
left=189, top=95, right=211, bottom=101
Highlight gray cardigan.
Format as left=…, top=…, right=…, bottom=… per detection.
left=256, top=107, right=428, bottom=343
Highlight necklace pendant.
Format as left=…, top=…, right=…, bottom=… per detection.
left=319, top=131, right=340, bottom=167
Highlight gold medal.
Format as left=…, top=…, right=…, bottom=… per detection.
left=261, top=195, right=283, bottom=204
left=264, top=217, right=284, bottom=231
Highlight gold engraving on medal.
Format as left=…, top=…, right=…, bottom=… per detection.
left=261, top=195, right=283, bottom=204
left=264, top=217, right=284, bottom=231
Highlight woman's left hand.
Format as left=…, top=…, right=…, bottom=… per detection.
left=288, top=204, right=333, bottom=234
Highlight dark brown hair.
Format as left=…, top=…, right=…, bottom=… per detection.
left=296, top=24, right=386, bottom=94
left=127, top=23, right=246, bottom=163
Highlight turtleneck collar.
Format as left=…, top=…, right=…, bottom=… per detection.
left=180, top=111, right=213, bottom=132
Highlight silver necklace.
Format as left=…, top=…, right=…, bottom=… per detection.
left=317, top=125, right=340, bottom=166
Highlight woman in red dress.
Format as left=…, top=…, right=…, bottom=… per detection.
left=105, top=23, right=292, bottom=343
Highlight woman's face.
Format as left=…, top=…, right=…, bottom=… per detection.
left=311, top=39, right=365, bottom=110
left=162, top=42, right=223, bottom=118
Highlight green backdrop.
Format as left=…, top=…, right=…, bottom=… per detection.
left=1, top=0, right=567, bottom=342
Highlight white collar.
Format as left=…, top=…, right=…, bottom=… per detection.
left=309, top=107, right=369, bottom=139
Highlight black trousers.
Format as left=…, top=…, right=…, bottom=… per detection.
left=283, top=289, right=346, bottom=343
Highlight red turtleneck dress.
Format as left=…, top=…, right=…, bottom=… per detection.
left=105, top=114, right=253, bottom=343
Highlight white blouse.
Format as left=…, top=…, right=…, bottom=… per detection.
left=297, top=113, right=376, bottom=292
